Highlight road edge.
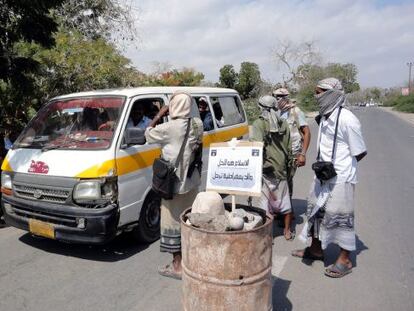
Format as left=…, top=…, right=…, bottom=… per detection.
left=380, top=107, right=414, bottom=127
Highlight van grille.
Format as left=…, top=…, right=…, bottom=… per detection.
left=13, top=184, right=70, bottom=204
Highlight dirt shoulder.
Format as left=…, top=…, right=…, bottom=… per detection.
left=380, top=107, right=414, bottom=126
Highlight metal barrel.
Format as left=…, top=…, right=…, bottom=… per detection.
left=181, top=205, right=273, bottom=311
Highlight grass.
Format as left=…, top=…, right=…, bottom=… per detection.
left=388, top=94, right=414, bottom=113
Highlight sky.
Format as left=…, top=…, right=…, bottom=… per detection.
left=123, top=0, right=414, bottom=88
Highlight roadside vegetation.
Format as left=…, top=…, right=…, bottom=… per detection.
left=385, top=94, right=414, bottom=113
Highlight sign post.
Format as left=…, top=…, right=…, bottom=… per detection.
left=206, top=140, right=263, bottom=211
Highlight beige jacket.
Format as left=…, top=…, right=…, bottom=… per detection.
left=145, top=118, right=203, bottom=194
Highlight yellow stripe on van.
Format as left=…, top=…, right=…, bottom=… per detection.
left=1, top=157, right=13, bottom=172
left=76, top=125, right=248, bottom=178
left=116, top=148, right=161, bottom=176
left=203, top=125, right=248, bottom=147
left=76, top=159, right=117, bottom=178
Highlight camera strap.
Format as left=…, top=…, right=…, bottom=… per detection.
left=316, top=107, right=343, bottom=162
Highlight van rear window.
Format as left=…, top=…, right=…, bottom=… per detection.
left=210, top=96, right=245, bottom=128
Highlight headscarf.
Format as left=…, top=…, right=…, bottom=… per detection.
left=169, top=92, right=192, bottom=119
left=258, top=95, right=280, bottom=133
left=316, top=78, right=345, bottom=116
left=273, top=88, right=295, bottom=112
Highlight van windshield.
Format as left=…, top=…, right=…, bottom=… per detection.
left=14, top=96, right=125, bottom=150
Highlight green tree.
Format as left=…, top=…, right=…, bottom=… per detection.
left=236, top=62, right=261, bottom=99
left=324, top=63, right=360, bottom=93
left=0, top=0, right=64, bottom=134
left=27, top=31, right=137, bottom=99
left=219, top=64, right=238, bottom=89
left=141, top=68, right=204, bottom=86
left=294, top=62, right=360, bottom=111
left=370, top=87, right=381, bottom=101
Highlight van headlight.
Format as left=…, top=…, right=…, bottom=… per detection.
left=73, top=181, right=101, bottom=201
left=73, top=178, right=117, bottom=206
left=1, top=173, right=12, bottom=189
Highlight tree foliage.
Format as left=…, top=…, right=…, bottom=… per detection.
left=236, top=62, right=262, bottom=99
left=218, top=64, right=238, bottom=89
left=0, top=0, right=64, bottom=134
left=27, top=31, right=136, bottom=99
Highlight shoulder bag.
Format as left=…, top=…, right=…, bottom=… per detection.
left=152, top=120, right=191, bottom=200
left=311, top=107, right=342, bottom=182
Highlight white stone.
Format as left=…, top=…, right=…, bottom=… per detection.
left=229, top=215, right=244, bottom=231
left=191, top=191, right=225, bottom=215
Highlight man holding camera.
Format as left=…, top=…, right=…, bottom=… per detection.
left=292, top=78, right=367, bottom=278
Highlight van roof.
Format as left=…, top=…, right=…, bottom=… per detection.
left=52, top=86, right=238, bottom=100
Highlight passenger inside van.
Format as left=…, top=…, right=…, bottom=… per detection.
left=197, top=97, right=214, bottom=131
left=127, top=102, right=152, bottom=130
left=80, top=107, right=99, bottom=131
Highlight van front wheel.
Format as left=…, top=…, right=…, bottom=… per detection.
left=133, top=193, right=161, bottom=243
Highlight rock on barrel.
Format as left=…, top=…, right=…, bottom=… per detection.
left=181, top=205, right=273, bottom=311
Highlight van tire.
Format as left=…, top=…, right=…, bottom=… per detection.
left=133, top=192, right=161, bottom=243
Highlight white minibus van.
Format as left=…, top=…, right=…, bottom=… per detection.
left=1, top=87, right=248, bottom=244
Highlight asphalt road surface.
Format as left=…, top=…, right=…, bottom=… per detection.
left=0, top=107, right=413, bottom=311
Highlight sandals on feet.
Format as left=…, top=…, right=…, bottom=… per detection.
left=324, top=263, right=352, bottom=278
left=158, top=264, right=182, bottom=280
left=284, top=229, right=296, bottom=241
left=291, top=247, right=324, bottom=261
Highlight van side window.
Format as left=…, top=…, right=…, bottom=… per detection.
left=210, top=96, right=245, bottom=128
left=127, top=98, right=164, bottom=130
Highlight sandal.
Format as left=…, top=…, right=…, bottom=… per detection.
left=324, top=263, right=352, bottom=278
left=284, top=229, right=296, bottom=241
left=291, top=247, right=324, bottom=261
left=158, top=264, right=182, bottom=280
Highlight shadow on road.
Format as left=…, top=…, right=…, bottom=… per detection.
left=18, top=232, right=151, bottom=262
left=292, top=198, right=307, bottom=225
left=272, top=276, right=292, bottom=311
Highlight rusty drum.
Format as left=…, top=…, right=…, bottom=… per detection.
left=181, top=205, right=273, bottom=311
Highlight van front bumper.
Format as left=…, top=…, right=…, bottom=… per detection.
left=1, top=195, right=119, bottom=244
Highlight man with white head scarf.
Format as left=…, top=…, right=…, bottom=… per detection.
left=292, top=78, right=367, bottom=278
left=145, top=92, right=203, bottom=280
left=251, top=95, right=295, bottom=240
left=273, top=87, right=311, bottom=199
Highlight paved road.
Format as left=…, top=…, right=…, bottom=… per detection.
left=0, top=107, right=413, bottom=311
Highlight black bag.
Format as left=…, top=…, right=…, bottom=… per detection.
left=312, top=161, right=337, bottom=181
left=312, top=107, right=342, bottom=182
left=152, top=120, right=191, bottom=200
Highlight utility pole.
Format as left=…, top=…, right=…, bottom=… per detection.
left=408, top=62, right=413, bottom=94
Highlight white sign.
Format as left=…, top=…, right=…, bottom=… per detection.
left=206, top=141, right=263, bottom=196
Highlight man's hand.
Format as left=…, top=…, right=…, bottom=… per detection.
left=98, top=121, right=115, bottom=131
left=158, top=105, right=169, bottom=116
left=149, top=105, right=169, bottom=128
left=295, top=153, right=306, bottom=167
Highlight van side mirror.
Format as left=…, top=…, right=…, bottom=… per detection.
left=124, top=128, right=146, bottom=145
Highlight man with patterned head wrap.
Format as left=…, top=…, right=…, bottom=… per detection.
left=145, top=92, right=203, bottom=280
left=251, top=95, right=295, bottom=240
left=273, top=87, right=311, bottom=199
left=292, top=78, right=367, bottom=278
